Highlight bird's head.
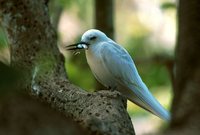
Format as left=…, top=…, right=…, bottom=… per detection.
left=65, top=29, right=108, bottom=51
left=81, top=29, right=108, bottom=45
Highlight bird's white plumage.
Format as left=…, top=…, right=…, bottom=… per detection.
left=81, top=29, right=170, bottom=121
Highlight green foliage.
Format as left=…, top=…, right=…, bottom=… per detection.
left=126, top=36, right=152, bottom=57
left=0, top=27, right=8, bottom=49
left=161, top=2, right=176, bottom=10
left=58, top=0, right=73, bottom=8
left=65, top=54, right=95, bottom=91
left=138, top=64, right=170, bottom=89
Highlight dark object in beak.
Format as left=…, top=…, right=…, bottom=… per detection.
left=65, top=42, right=89, bottom=50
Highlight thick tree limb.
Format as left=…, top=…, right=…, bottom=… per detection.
left=0, top=0, right=135, bottom=134
left=166, top=0, right=200, bottom=134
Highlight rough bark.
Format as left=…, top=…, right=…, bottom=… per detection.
left=167, top=0, right=200, bottom=134
left=0, top=90, right=88, bottom=135
left=0, top=62, right=88, bottom=135
left=0, top=0, right=134, bottom=135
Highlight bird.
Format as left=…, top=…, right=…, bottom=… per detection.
left=66, top=29, right=170, bottom=121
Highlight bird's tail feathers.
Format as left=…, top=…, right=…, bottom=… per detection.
left=126, top=84, right=170, bottom=121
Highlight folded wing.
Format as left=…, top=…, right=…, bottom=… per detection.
left=100, top=41, right=170, bottom=121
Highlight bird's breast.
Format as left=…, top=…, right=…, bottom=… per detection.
left=86, top=48, right=116, bottom=88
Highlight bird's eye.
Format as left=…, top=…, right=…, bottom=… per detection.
left=89, top=36, right=97, bottom=40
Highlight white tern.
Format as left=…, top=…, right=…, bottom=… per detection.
left=66, top=29, right=170, bottom=121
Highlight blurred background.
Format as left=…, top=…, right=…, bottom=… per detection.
left=0, top=0, right=176, bottom=134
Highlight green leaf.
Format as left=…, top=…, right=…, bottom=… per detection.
left=160, top=2, right=176, bottom=10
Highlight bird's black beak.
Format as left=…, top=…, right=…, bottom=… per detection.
left=65, top=42, right=89, bottom=50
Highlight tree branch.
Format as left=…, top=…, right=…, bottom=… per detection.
left=0, top=0, right=135, bottom=134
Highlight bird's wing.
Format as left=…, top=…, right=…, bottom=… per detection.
left=100, top=41, right=170, bottom=121
left=100, top=41, right=144, bottom=89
